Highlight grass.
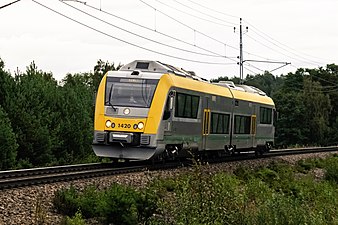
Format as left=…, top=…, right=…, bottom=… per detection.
left=53, top=155, right=338, bottom=225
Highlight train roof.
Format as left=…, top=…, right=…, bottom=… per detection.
left=164, top=74, right=275, bottom=106
left=112, top=60, right=274, bottom=106
left=118, top=60, right=208, bottom=81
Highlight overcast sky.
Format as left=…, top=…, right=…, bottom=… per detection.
left=1, top=0, right=337, bottom=81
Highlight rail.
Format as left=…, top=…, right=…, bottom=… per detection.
left=0, top=163, right=146, bottom=190
left=0, top=146, right=337, bottom=190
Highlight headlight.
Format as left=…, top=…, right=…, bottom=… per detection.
left=123, top=108, right=130, bottom=115
left=138, top=122, right=144, bottom=130
left=105, top=120, right=112, bottom=128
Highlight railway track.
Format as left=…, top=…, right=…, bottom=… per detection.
left=0, top=163, right=147, bottom=190
left=0, top=146, right=337, bottom=190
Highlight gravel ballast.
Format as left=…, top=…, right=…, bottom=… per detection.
left=0, top=151, right=337, bottom=225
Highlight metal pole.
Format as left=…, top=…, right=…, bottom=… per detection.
left=239, top=18, right=243, bottom=84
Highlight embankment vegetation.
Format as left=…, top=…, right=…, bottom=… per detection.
left=54, top=155, right=338, bottom=225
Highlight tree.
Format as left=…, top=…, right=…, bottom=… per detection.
left=57, top=73, right=94, bottom=163
left=11, top=62, right=59, bottom=166
left=302, top=77, right=331, bottom=145
left=0, top=58, right=16, bottom=112
left=92, top=59, right=122, bottom=91
left=244, top=71, right=283, bottom=96
left=210, top=76, right=230, bottom=83
left=273, top=90, right=308, bottom=146
left=0, top=105, right=18, bottom=170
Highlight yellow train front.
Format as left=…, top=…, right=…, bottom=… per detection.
left=92, top=60, right=276, bottom=161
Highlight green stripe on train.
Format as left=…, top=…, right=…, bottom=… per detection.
left=164, top=134, right=273, bottom=143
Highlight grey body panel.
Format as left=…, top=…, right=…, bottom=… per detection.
left=105, top=106, right=149, bottom=118
left=163, top=87, right=275, bottom=152
left=93, top=132, right=162, bottom=160
left=92, top=144, right=163, bottom=160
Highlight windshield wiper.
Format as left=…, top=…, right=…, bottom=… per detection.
left=108, top=84, right=117, bottom=112
left=141, top=80, right=149, bottom=106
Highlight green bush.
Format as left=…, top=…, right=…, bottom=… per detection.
left=149, top=157, right=338, bottom=225
left=98, top=185, right=138, bottom=225
left=54, top=156, right=338, bottom=225
left=53, top=184, right=157, bottom=225
left=62, top=211, right=86, bottom=225
left=233, top=166, right=254, bottom=180
left=324, top=157, right=338, bottom=183
left=255, top=167, right=279, bottom=183
left=53, top=186, right=79, bottom=216
left=77, top=186, right=102, bottom=218
left=297, top=158, right=325, bottom=172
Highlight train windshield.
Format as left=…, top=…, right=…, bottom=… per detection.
left=105, top=77, right=159, bottom=108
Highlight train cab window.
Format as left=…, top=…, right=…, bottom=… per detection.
left=105, top=77, right=158, bottom=108
left=234, top=115, right=251, bottom=134
left=260, top=107, right=272, bottom=124
left=211, top=113, right=230, bottom=134
left=175, top=93, right=200, bottom=119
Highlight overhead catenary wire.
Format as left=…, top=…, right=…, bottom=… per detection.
left=139, top=0, right=238, bottom=50
left=288, top=64, right=338, bottom=87
left=243, top=66, right=259, bottom=76
left=32, top=0, right=236, bottom=65
left=177, top=0, right=325, bottom=65
left=248, top=28, right=324, bottom=65
left=33, top=0, right=334, bottom=79
left=245, top=34, right=320, bottom=66
left=60, top=0, right=228, bottom=58
left=159, top=0, right=330, bottom=67
left=244, top=63, right=265, bottom=72
left=153, top=0, right=236, bottom=27
left=150, top=0, right=285, bottom=62
left=184, top=0, right=239, bottom=19
left=244, top=20, right=328, bottom=65
left=67, top=0, right=293, bottom=67
left=146, top=0, right=295, bottom=74
left=246, top=20, right=331, bottom=63
left=62, top=0, right=236, bottom=60
left=0, top=0, right=21, bottom=10
left=171, top=0, right=237, bottom=26
left=81, top=0, right=290, bottom=68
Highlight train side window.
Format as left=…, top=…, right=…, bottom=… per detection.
left=175, top=92, right=200, bottom=119
left=211, top=113, right=230, bottom=134
left=184, top=95, right=192, bottom=117
left=260, top=107, right=272, bottom=124
left=191, top=95, right=199, bottom=118
left=234, top=115, right=251, bottom=134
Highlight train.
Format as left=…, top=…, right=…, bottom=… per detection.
left=92, top=60, right=276, bottom=161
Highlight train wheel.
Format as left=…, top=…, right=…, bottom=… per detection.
left=224, top=145, right=235, bottom=155
left=255, top=146, right=264, bottom=157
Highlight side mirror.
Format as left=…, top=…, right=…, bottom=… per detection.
left=169, top=96, right=174, bottom=110
left=168, top=91, right=175, bottom=110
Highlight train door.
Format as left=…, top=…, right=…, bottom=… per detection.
left=202, top=98, right=210, bottom=150
left=251, top=103, right=258, bottom=148
left=162, top=91, right=175, bottom=135
left=251, top=115, right=257, bottom=147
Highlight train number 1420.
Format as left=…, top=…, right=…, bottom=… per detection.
left=118, top=123, right=131, bottom=128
